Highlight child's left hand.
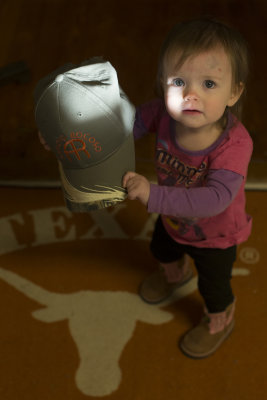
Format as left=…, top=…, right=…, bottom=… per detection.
left=122, top=172, right=150, bottom=206
left=38, top=131, right=51, bottom=151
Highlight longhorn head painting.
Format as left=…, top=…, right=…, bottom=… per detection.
left=0, top=266, right=249, bottom=397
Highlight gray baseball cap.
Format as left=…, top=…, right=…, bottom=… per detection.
left=34, top=58, right=135, bottom=211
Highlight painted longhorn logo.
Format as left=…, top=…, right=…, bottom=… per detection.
left=0, top=204, right=251, bottom=397
left=0, top=266, right=250, bottom=397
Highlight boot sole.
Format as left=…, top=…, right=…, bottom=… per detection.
left=179, top=319, right=235, bottom=359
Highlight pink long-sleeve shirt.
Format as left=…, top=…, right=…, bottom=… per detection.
left=134, top=98, right=253, bottom=249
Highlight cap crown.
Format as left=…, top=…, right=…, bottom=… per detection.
left=35, top=61, right=135, bottom=169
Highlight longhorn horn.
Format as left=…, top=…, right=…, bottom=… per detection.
left=0, top=267, right=60, bottom=306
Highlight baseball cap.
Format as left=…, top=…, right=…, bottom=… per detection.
left=34, top=58, right=135, bottom=211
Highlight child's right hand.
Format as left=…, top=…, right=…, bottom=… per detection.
left=38, top=131, right=51, bottom=151
left=122, top=171, right=150, bottom=207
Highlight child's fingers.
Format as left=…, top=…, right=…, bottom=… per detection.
left=122, top=171, right=137, bottom=188
left=38, top=131, right=51, bottom=151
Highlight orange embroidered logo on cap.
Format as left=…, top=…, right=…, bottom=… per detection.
left=70, top=132, right=102, bottom=152
left=64, top=139, right=91, bottom=161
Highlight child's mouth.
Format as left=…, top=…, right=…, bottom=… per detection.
left=183, top=109, right=202, bottom=115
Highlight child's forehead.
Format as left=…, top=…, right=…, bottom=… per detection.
left=163, top=45, right=231, bottom=74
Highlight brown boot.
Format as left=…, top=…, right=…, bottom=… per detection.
left=179, top=302, right=235, bottom=359
left=139, top=256, right=193, bottom=304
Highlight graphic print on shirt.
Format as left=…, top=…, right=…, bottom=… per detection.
left=165, top=216, right=206, bottom=240
left=155, top=148, right=207, bottom=187
left=155, top=145, right=208, bottom=240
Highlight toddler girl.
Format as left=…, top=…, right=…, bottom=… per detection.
left=123, top=17, right=253, bottom=358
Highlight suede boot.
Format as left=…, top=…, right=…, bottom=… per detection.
left=179, top=301, right=235, bottom=359
left=139, top=256, right=193, bottom=304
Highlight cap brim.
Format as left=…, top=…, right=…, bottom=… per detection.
left=59, top=133, right=135, bottom=211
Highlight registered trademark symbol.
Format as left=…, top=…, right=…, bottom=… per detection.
left=239, top=247, right=260, bottom=264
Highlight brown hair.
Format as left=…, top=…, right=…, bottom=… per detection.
left=157, top=17, right=249, bottom=120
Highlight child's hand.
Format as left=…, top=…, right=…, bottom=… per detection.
left=38, top=131, right=51, bottom=151
left=123, top=172, right=150, bottom=206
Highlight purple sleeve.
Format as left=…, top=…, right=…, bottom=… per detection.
left=148, top=169, right=243, bottom=218
left=133, top=99, right=165, bottom=140
left=133, top=108, right=148, bottom=140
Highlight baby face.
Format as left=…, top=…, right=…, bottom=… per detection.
left=161, top=46, right=242, bottom=132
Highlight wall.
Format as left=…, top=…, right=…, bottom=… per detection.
left=0, top=0, right=266, bottom=182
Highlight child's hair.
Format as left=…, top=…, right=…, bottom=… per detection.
left=157, top=17, right=249, bottom=120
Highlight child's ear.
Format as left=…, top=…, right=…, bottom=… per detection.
left=227, top=82, right=244, bottom=107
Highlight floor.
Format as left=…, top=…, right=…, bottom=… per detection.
left=0, top=187, right=266, bottom=399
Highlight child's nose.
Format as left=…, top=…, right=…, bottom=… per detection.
left=183, top=86, right=199, bottom=101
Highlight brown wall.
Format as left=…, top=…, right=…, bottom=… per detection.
left=0, top=0, right=266, bottom=181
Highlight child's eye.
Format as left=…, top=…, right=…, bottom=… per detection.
left=204, top=80, right=216, bottom=89
left=172, top=78, right=185, bottom=87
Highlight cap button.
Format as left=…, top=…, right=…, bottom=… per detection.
left=55, top=74, right=64, bottom=83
